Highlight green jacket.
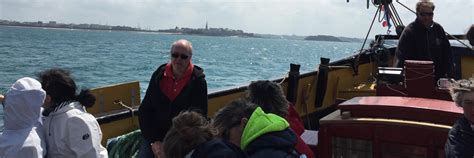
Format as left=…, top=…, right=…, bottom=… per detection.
left=240, top=107, right=290, bottom=149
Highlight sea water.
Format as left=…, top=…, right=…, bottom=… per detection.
left=0, top=25, right=362, bottom=130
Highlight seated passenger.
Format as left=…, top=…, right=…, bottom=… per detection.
left=0, top=77, right=47, bottom=157
left=38, top=68, right=108, bottom=158
left=247, top=80, right=314, bottom=157
left=445, top=78, right=474, bottom=157
left=213, top=99, right=301, bottom=158
left=162, top=111, right=246, bottom=158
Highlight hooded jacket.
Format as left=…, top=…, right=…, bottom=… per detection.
left=395, top=18, right=453, bottom=80
left=445, top=116, right=474, bottom=158
left=139, top=63, right=208, bottom=143
left=43, top=101, right=108, bottom=158
left=0, top=77, right=47, bottom=158
left=241, top=107, right=300, bottom=158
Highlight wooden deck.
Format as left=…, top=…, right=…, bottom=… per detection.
left=317, top=96, right=463, bottom=158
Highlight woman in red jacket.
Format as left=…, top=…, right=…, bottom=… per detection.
left=247, top=80, right=314, bottom=158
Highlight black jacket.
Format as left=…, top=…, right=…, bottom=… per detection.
left=445, top=116, right=474, bottom=158
left=138, top=64, right=208, bottom=143
left=190, top=139, right=247, bottom=158
left=244, top=128, right=300, bottom=158
left=395, top=19, right=453, bottom=80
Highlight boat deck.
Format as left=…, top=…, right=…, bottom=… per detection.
left=317, top=96, right=463, bottom=158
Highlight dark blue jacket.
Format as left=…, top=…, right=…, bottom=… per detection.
left=244, top=128, right=301, bottom=158
left=395, top=19, right=453, bottom=80
left=190, top=139, right=247, bottom=158
left=445, top=116, right=474, bottom=158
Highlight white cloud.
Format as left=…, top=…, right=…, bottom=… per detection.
left=1, top=0, right=472, bottom=37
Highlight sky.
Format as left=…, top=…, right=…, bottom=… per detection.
left=1, top=0, right=473, bottom=38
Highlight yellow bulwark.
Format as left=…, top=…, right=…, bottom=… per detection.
left=88, top=81, right=140, bottom=115
left=87, top=81, right=141, bottom=145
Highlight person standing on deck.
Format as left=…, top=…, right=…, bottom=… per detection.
left=445, top=78, right=474, bottom=157
left=394, top=0, right=453, bottom=80
left=0, top=77, right=47, bottom=158
left=138, top=39, right=208, bottom=158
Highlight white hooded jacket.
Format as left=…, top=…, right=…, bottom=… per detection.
left=0, top=77, right=47, bottom=158
left=43, top=101, right=108, bottom=158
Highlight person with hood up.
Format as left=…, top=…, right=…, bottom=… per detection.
left=0, top=77, right=47, bottom=157
left=213, top=99, right=302, bottom=158
left=39, top=68, right=108, bottom=158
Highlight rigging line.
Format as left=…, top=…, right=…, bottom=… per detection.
left=385, top=4, right=399, bottom=27
left=301, top=84, right=312, bottom=130
left=396, top=0, right=415, bottom=14
left=387, top=4, right=400, bottom=27
left=390, top=4, right=404, bottom=26
left=359, top=7, right=381, bottom=56
left=377, top=5, right=384, bottom=23
left=446, top=32, right=472, bottom=48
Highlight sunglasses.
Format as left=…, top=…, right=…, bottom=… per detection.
left=171, top=53, right=190, bottom=60
left=418, top=12, right=434, bottom=16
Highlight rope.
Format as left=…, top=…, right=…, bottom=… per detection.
left=279, top=72, right=289, bottom=85
left=377, top=5, right=385, bottom=23
left=404, top=68, right=435, bottom=81
left=385, top=84, right=407, bottom=96
left=389, top=4, right=403, bottom=26
left=357, top=6, right=381, bottom=65
left=113, top=100, right=136, bottom=130
left=300, top=84, right=312, bottom=130
left=446, top=32, right=472, bottom=48
left=396, top=0, right=415, bottom=14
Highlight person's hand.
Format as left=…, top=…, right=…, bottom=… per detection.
left=0, top=94, right=4, bottom=103
left=151, top=141, right=162, bottom=158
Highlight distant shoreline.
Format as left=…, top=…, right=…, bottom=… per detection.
left=0, top=24, right=160, bottom=33
left=0, top=21, right=363, bottom=42
left=0, top=25, right=222, bottom=37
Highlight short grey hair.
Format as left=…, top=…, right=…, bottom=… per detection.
left=450, top=78, right=474, bottom=107
left=171, top=39, right=193, bottom=54
left=416, top=1, right=435, bottom=12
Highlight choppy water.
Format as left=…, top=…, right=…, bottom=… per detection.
left=0, top=25, right=362, bottom=130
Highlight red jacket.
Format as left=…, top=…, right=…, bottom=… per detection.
left=286, top=104, right=314, bottom=158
